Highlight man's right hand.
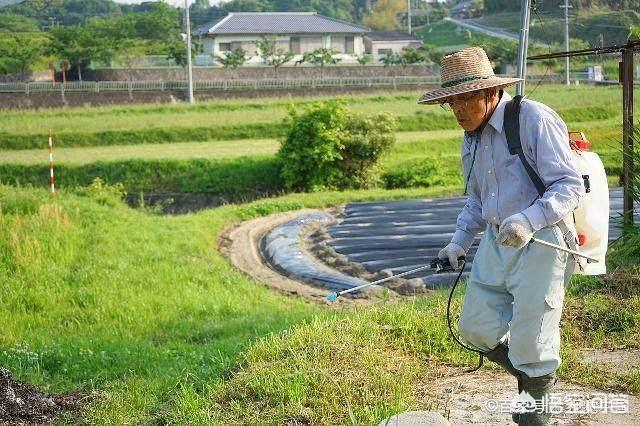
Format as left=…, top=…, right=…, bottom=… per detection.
left=438, top=242, right=466, bottom=270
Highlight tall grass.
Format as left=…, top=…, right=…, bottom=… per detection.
left=608, top=126, right=640, bottom=266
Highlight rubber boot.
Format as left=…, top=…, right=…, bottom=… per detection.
left=516, top=373, right=558, bottom=426
left=485, top=342, right=521, bottom=378
left=484, top=342, right=522, bottom=424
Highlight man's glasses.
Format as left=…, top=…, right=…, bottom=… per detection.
left=439, top=91, right=484, bottom=111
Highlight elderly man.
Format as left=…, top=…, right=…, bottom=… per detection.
left=418, top=47, right=584, bottom=425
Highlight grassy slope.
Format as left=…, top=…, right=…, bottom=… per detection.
left=0, top=86, right=633, bottom=148
left=0, top=184, right=464, bottom=423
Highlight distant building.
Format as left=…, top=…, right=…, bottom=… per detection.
left=364, top=31, right=422, bottom=63
left=194, top=12, right=370, bottom=66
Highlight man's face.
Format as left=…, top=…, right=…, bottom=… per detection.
left=442, top=90, right=492, bottom=132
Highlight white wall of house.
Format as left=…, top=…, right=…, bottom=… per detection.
left=368, top=40, right=417, bottom=63
left=201, top=33, right=366, bottom=66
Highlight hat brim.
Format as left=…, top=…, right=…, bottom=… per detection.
left=417, top=77, right=523, bottom=105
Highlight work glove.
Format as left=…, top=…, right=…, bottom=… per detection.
left=438, top=242, right=466, bottom=270
left=495, top=213, right=534, bottom=249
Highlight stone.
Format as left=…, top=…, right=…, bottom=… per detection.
left=378, top=411, right=450, bottom=426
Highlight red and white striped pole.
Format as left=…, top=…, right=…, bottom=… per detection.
left=48, top=129, right=55, bottom=198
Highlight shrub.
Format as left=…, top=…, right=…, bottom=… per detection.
left=278, top=101, right=396, bottom=191
left=78, top=178, right=126, bottom=207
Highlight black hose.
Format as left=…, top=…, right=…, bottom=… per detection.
left=445, top=260, right=486, bottom=372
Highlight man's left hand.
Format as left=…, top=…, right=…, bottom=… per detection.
left=495, top=213, right=534, bottom=249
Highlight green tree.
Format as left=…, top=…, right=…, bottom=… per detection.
left=399, top=46, right=426, bottom=67
left=0, top=33, right=49, bottom=74
left=256, top=35, right=294, bottom=77
left=48, top=23, right=112, bottom=80
left=474, top=37, right=518, bottom=71
left=217, top=47, right=247, bottom=68
left=362, top=0, right=405, bottom=31
left=0, top=12, right=40, bottom=32
left=380, top=51, right=401, bottom=67
left=299, top=47, right=341, bottom=78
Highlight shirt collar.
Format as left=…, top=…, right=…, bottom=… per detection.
left=487, top=91, right=512, bottom=134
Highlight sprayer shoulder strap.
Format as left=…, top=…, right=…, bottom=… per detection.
left=503, top=95, right=546, bottom=198
left=503, top=95, right=580, bottom=262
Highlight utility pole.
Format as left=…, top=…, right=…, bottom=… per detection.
left=185, top=0, right=195, bottom=104
left=621, top=45, right=635, bottom=226
left=560, top=0, right=572, bottom=85
left=407, top=0, right=412, bottom=34
left=516, top=0, right=532, bottom=95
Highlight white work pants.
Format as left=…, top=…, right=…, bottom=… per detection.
left=458, top=224, right=575, bottom=378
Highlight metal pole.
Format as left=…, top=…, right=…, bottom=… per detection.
left=516, top=0, right=532, bottom=95
left=407, top=0, right=412, bottom=34
left=560, top=0, right=572, bottom=85
left=185, top=0, right=195, bottom=104
left=621, top=44, right=635, bottom=226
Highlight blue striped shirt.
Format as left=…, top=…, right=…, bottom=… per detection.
left=451, top=92, right=585, bottom=252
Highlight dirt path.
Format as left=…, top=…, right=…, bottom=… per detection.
left=415, top=365, right=638, bottom=425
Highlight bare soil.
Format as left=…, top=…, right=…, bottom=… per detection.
left=579, top=349, right=640, bottom=376
left=0, top=367, right=83, bottom=425
left=416, top=365, right=639, bottom=425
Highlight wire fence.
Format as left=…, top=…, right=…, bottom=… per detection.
left=0, top=73, right=619, bottom=94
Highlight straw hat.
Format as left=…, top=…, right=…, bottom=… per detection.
left=418, top=47, right=522, bottom=104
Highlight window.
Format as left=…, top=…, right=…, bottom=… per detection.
left=219, top=42, right=231, bottom=52
left=300, top=36, right=323, bottom=52
left=345, top=36, right=354, bottom=54
left=290, top=37, right=300, bottom=54
left=331, top=36, right=345, bottom=53
left=377, top=48, right=392, bottom=55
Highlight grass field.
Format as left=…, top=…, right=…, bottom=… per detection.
left=1, top=184, right=637, bottom=423
left=1, top=83, right=639, bottom=423
left=0, top=85, right=634, bottom=197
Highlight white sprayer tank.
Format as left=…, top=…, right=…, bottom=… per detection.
left=569, top=132, right=609, bottom=275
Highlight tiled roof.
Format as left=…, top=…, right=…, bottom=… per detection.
left=194, top=12, right=370, bottom=36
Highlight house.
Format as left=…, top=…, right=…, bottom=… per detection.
left=194, top=12, right=370, bottom=66
left=364, top=31, right=422, bottom=63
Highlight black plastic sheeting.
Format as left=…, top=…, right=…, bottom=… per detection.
left=260, top=189, right=634, bottom=292
left=260, top=211, right=374, bottom=292
left=327, top=188, right=633, bottom=289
